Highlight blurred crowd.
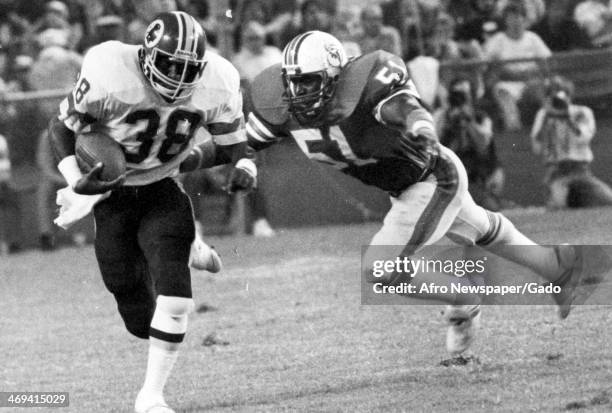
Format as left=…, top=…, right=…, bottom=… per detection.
left=1, top=0, right=612, bottom=252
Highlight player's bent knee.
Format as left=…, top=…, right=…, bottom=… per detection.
left=476, top=211, right=516, bottom=246
left=125, top=321, right=150, bottom=339
left=112, top=288, right=155, bottom=340
left=156, top=295, right=194, bottom=316
left=118, top=300, right=154, bottom=339
left=149, top=296, right=193, bottom=344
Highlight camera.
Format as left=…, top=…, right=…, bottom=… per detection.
left=551, top=91, right=570, bottom=111
left=448, top=89, right=468, bottom=107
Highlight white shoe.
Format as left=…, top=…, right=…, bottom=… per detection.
left=547, top=244, right=612, bottom=319
left=252, top=218, right=275, bottom=237
left=134, top=391, right=174, bottom=413
left=189, top=235, right=222, bottom=273
left=444, top=304, right=481, bottom=357
left=546, top=245, right=582, bottom=319
left=135, top=404, right=175, bottom=413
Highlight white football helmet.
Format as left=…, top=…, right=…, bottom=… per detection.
left=281, top=31, right=348, bottom=122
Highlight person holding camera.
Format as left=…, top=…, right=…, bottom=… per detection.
left=531, top=75, right=612, bottom=208
left=434, top=76, right=506, bottom=211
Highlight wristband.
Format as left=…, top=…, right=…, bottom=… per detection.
left=235, top=158, right=257, bottom=178
left=57, top=155, right=83, bottom=187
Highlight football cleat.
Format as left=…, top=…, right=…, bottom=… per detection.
left=547, top=245, right=581, bottom=319
left=135, top=404, right=175, bottom=413
left=546, top=244, right=608, bottom=319
left=189, top=236, right=222, bottom=273
left=134, top=392, right=175, bottom=413
left=252, top=218, right=276, bottom=238
left=443, top=304, right=481, bottom=357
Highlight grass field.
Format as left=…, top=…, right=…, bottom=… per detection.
left=2, top=207, right=612, bottom=412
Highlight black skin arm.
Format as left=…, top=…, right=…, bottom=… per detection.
left=48, top=116, right=77, bottom=162
left=179, top=140, right=253, bottom=173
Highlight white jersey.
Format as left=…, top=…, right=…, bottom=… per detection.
left=58, top=41, right=245, bottom=185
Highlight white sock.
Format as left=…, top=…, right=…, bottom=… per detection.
left=482, top=212, right=562, bottom=280
left=135, top=345, right=179, bottom=409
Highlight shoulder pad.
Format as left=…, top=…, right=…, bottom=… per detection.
left=330, top=53, right=381, bottom=118
left=250, top=63, right=290, bottom=126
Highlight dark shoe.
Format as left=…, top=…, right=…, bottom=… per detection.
left=8, top=242, right=22, bottom=254
left=40, top=234, right=56, bottom=251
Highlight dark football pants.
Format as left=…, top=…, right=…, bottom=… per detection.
left=93, top=178, right=195, bottom=339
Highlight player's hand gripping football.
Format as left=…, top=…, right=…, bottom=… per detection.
left=73, top=162, right=125, bottom=195
left=226, top=158, right=257, bottom=194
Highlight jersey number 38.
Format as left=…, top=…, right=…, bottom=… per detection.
left=124, top=108, right=202, bottom=164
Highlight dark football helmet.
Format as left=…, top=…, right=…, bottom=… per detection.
left=140, top=11, right=207, bottom=101
left=281, top=31, right=348, bottom=123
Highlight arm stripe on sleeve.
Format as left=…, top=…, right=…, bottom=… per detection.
left=373, top=89, right=421, bottom=125
left=411, top=119, right=434, bottom=135
left=213, top=130, right=246, bottom=146
left=246, top=122, right=267, bottom=142
left=247, top=112, right=274, bottom=138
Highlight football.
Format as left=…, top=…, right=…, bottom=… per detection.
left=75, top=131, right=126, bottom=181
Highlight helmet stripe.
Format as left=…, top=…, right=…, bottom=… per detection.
left=189, top=15, right=199, bottom=55
left=283, top=35, right=300, bottom=66
left=183, top=13, right=196, bottom=54
left=171, top=12, right=183, bottom=54
left=176, top=12, right=187, bottom=53
left=290, top=31, right=313, bottom=66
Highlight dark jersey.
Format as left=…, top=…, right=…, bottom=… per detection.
left=246, top=50, right=438, bottom=194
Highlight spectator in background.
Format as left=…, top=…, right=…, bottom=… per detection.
left=36, top=130, right=66, bottom=250
left=430, top=12, right=486, bottom=101
left=230, top=0, right=298, bottom=51
left=573, top=0, right=612, bottom=48
left=29, top=27, right=82, bottom=249
left=232, top=21, right=281, bottom=83
left=31, top=1, right=75, bottom=47
left=77, top=0, right=131, bottom=50
left=331, top=6, right=362, bottom=57
left=276, top=0, right=337, bottom=49
left=0, top=0, right=33, bottom=56
left=533, top=0, right=587, bottom=50
left=389, top=0, right=443, bottom=60
left=451, top=0, right=502, bottom=45
left=29, top=28, right=82, bottom=124
left=91, top=15, right=125, bottom=45
left=484, top=3, right=551, bottom=131
left=531, top=75, right=612, bottom=208
left=435, top=77, right=506, bottom=211
left=0, top=133, right=10, bottom=183
left=0, top=132, right=22, bottom=253
left=232, top=21, right=281, bottom=237
left=353, top=4, right=402, bottom=56
left=125, top=0, right=177, bottom=44
left=497, top=0, right=547, bottom=28
left=2, top=53, right=41, bottom=167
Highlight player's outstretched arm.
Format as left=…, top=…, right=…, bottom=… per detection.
left=180, top=140, right=253, bottom=171
left=180, top=140, right=256, bottom=193
left=375, top=92, right=438, bottom=143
